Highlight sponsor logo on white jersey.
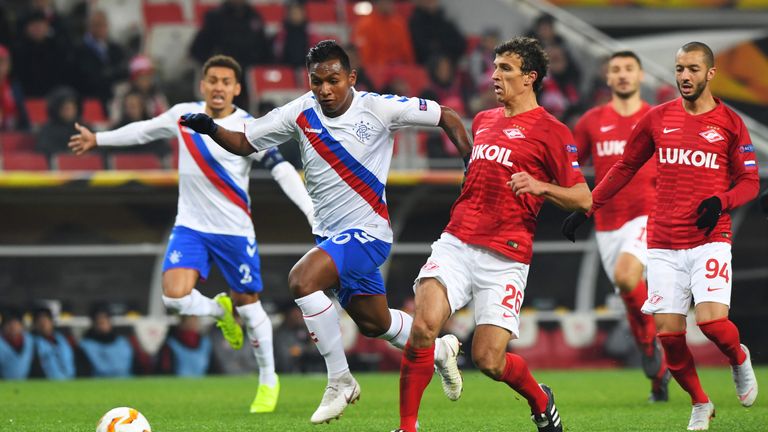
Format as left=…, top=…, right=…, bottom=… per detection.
left=595, top=140, right=626, bottom=157
left=658, top=148, right=720, bottom=169
left=699, top=129, right=725, bottom=143
left=503, top=128, right=526, bottom=139
left=304, top=127, right=323, bottom=134
left=471, top=144, right=515, bottom=167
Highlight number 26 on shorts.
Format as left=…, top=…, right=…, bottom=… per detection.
left=502, top=284, right=523, bottom=316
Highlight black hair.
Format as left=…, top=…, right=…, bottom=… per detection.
left=494, top=37, right=549, bottom=93
left=202, top=55, right=243, bottom=83
left=32, top=307, right=53, bottom=321
left=305, top=40, right=351, bottom=73
left=609, top=50, right=642, bottom=68
left=679, top=41, right=715, bottom=68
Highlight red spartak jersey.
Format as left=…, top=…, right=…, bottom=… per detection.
left=574, top=102, right=655, bottom=231
left=590, top=98, right=759, bottom=250
left=445, top=107, right=585, bottom=264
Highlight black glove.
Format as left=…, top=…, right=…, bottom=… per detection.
left=180, top=113, right=218, bottom=135
left=695, top=196, right=722, bottom=235
left=760, top=190, right=768, bottom=217
left=461, top=155, right=470, bottom=190
left=561, top=212, right=588, bottom=242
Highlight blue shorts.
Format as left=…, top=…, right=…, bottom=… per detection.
left=315, top=228, right=392, bottom=307
left=162, top=225, right=263, bottom=294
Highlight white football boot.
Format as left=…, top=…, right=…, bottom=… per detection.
left=731, top=344, right=758, bottom=407
left=310, top=371, right=360, bottom=424
left=434, top=334, right=463, bottom=401
left=687, top=401, right=715, bottom=431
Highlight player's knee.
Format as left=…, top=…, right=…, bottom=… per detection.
left=358, top=320, right=388, bottom=338
left=162, top=283, right=189, bottom=299
left=613, top=269, right=638, bottom=293
left=410, top=317, right=440, bottom=346
left=472, top=351, right=505, bottom=379
left=287, top=269, right=315, bottom=298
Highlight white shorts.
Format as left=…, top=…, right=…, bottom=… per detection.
left=643, top=242, right=732, bottom=315
left=414, top=233, right=529, bottom=338
left=595, top=215, right=648, bottom=288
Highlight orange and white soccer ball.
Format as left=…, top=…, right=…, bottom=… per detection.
left=95, top=407, right=151, bottom=432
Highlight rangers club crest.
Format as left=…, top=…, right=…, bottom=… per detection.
left=353, top=120, right=373, bottom=143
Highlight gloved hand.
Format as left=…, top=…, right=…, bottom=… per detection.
left=180, top=113, right=218, bottom=135
left=695, top=196, right=722, bottom=235
left=561, top=212, right=588, bottom=242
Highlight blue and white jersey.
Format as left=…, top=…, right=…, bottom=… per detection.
left=97, top=103, right=270, bottom=237
left=244, top=90, right=441, bottom=242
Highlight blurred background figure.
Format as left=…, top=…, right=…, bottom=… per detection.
left=409, top=0, right=466, bottom=66
left=0, top=44, right=29, bottom=131
left=158, top=315, right=212, bottom=377
left=353, top=0, right=415, bottom=68
left=467, top=27, right=501, bottom=93
left=110, top=55, right=169, bottom=124
left=273, top=306, right=324, bottom=374
left=0, top=308, right=33, bottom=380
left=539, top=44, right=583, bottom=125
left=275, top=1, right=309, bottom=69
left=76, top=305, right=134, bottom=377
left=36, top=86, right=81, bottom=159
left=11, top=10, right=71, bottom=98
left=30, top=307, right=76, bottom=380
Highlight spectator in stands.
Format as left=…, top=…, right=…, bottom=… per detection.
left=345, top=44, right=375, bottom=92
left=190, top=0, right=273, bottom=109
left=0, top=308, right=33, bottom=380
left=76, top=305, right=134, bottom=377
left=274, top=306, right=323, bottom=374
left=468, top=27, right=501, bottom=91
left=0, top=7, right=11, bottom=47
left=0, top=44, right=29, bottom=131
left=276, top=2, right=309, bottom=68
left=584, top=56, right=612, bottom=107
left=422, top=55, right=468, bottom=116
left=526, top=13, right=565, bottom=48
left=36, top=86, right=81, bottom=159
left=105, top=90, right=170, bottom=160
left=29, top=307, right=75, bottom=380
left=21, top=0, right=71, bottom=44
left=539, top=44, right=582, bottom=124
left=408, top=0, right=466, bottom=66
left=352, top=0, right=415, bottom=68
left=72, top=9, right=127, bottom=109
left=109, top=55, right=169, bottom=125
left=158, top=315, right=212, bottom=377
left=11, top=10, right=72, bottom=98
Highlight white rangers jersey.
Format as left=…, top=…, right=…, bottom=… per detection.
left=244, top=90, right=441, bottom=242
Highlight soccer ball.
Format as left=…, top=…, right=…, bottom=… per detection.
left=95, top=407, right=151, bottom=432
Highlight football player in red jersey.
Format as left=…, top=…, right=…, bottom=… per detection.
left=563, top=42, right=759, bottom=431
left=573, top=50, right=669, bottom=401
left=394, top=37, right=591, bottom=432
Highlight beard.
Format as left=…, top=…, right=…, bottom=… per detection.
left=678, top=80, right=706, bottom=101
left=614, top=87, right=638, bottom=100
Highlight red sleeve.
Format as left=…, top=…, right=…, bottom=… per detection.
left=572, top=114, right=592, bottom=165
left=543, top=124, right=586, bottom=188
left=715, top=116, right=760, bottom=210
left=588, top=110, right=656, bottom=216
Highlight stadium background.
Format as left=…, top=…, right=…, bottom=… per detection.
left=1, top=0, right=767, bottom=380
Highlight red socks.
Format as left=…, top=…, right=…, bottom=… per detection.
left=497, top=353, right=548, bottom=414
left=698, top=317, right=747, bottom=366
left=620, top=280, right=656, bottom=356
left=399, top=342, right=435, bottom=432
left=658, top=331, right=708, bottom=404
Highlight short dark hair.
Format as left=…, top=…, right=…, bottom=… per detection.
left=305, top=40, right=351, bottom=73
left=679, top=41, right=715, bottom=68
left=609, top=50, right=642, bottom=68
left=494, top=37, right=549, bottom=93
left=202, top=55, right=243, bottom=83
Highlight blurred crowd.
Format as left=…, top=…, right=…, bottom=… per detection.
left=0, top=0, right=667, bottom=168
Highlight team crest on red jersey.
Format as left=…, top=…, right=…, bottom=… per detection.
left=699, top=129, right=725, bottom=143
left=503, top=128, right=526, bottom=139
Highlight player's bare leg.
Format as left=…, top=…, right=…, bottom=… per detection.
left=695, top=302, right=757, bottom=407
left=472, top=325, right=560, bottom=432
left=232, top=291, right=280, bottom=413
left=656, top=313, right=713, bottom=430
left=397, top=277, right=452, bottom=432
left=289, top=248, right=359, bottom=424
left=614, top=253, right=668, bottom=401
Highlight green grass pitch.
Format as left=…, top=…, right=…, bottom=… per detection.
left=3, top=367, right=766, bottom=431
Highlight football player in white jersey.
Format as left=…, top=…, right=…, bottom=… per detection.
left=68, top=55, right=313, bottom=414
left=181, top=40, right=473, bottom=424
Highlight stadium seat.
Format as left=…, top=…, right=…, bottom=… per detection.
left=0, top=132, right=37, bottom=155
left=306, top=3, right=337, bottom=24
left=82, top=99, right=108, bottom=126
left=110, top=153, right=164, bottom=170
left=248, top=65, right=304, bottom=107
left=194, top=1, right=217, bottom=26
left=367, top=65, right=430, bottom=96
left=25, top=98, right=48, bottom=127
left=253, top=3, right=285, bottom=26
left=2, top=152, right=49, bottom=171
left=54, top=153, right=105, bottom=171
left=142, top=1, right=185, bottom=28
left=145, top=24, right=197, bottom=81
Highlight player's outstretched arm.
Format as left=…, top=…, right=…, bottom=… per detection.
left=180, top=113, right=255, bottom=156
left=437, top=106, right=472, bottom=160
left=68, top=123, right=96, bottom=155
left=507, top=173, right=592, bottom=212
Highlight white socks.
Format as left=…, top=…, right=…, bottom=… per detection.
left=295, top=291, right=349, bottom=380
left=162, top=289, right=223, bottom=318
left=237, top=301, right=277, bottom=387
left=377, top=309, right=412, bottom=349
